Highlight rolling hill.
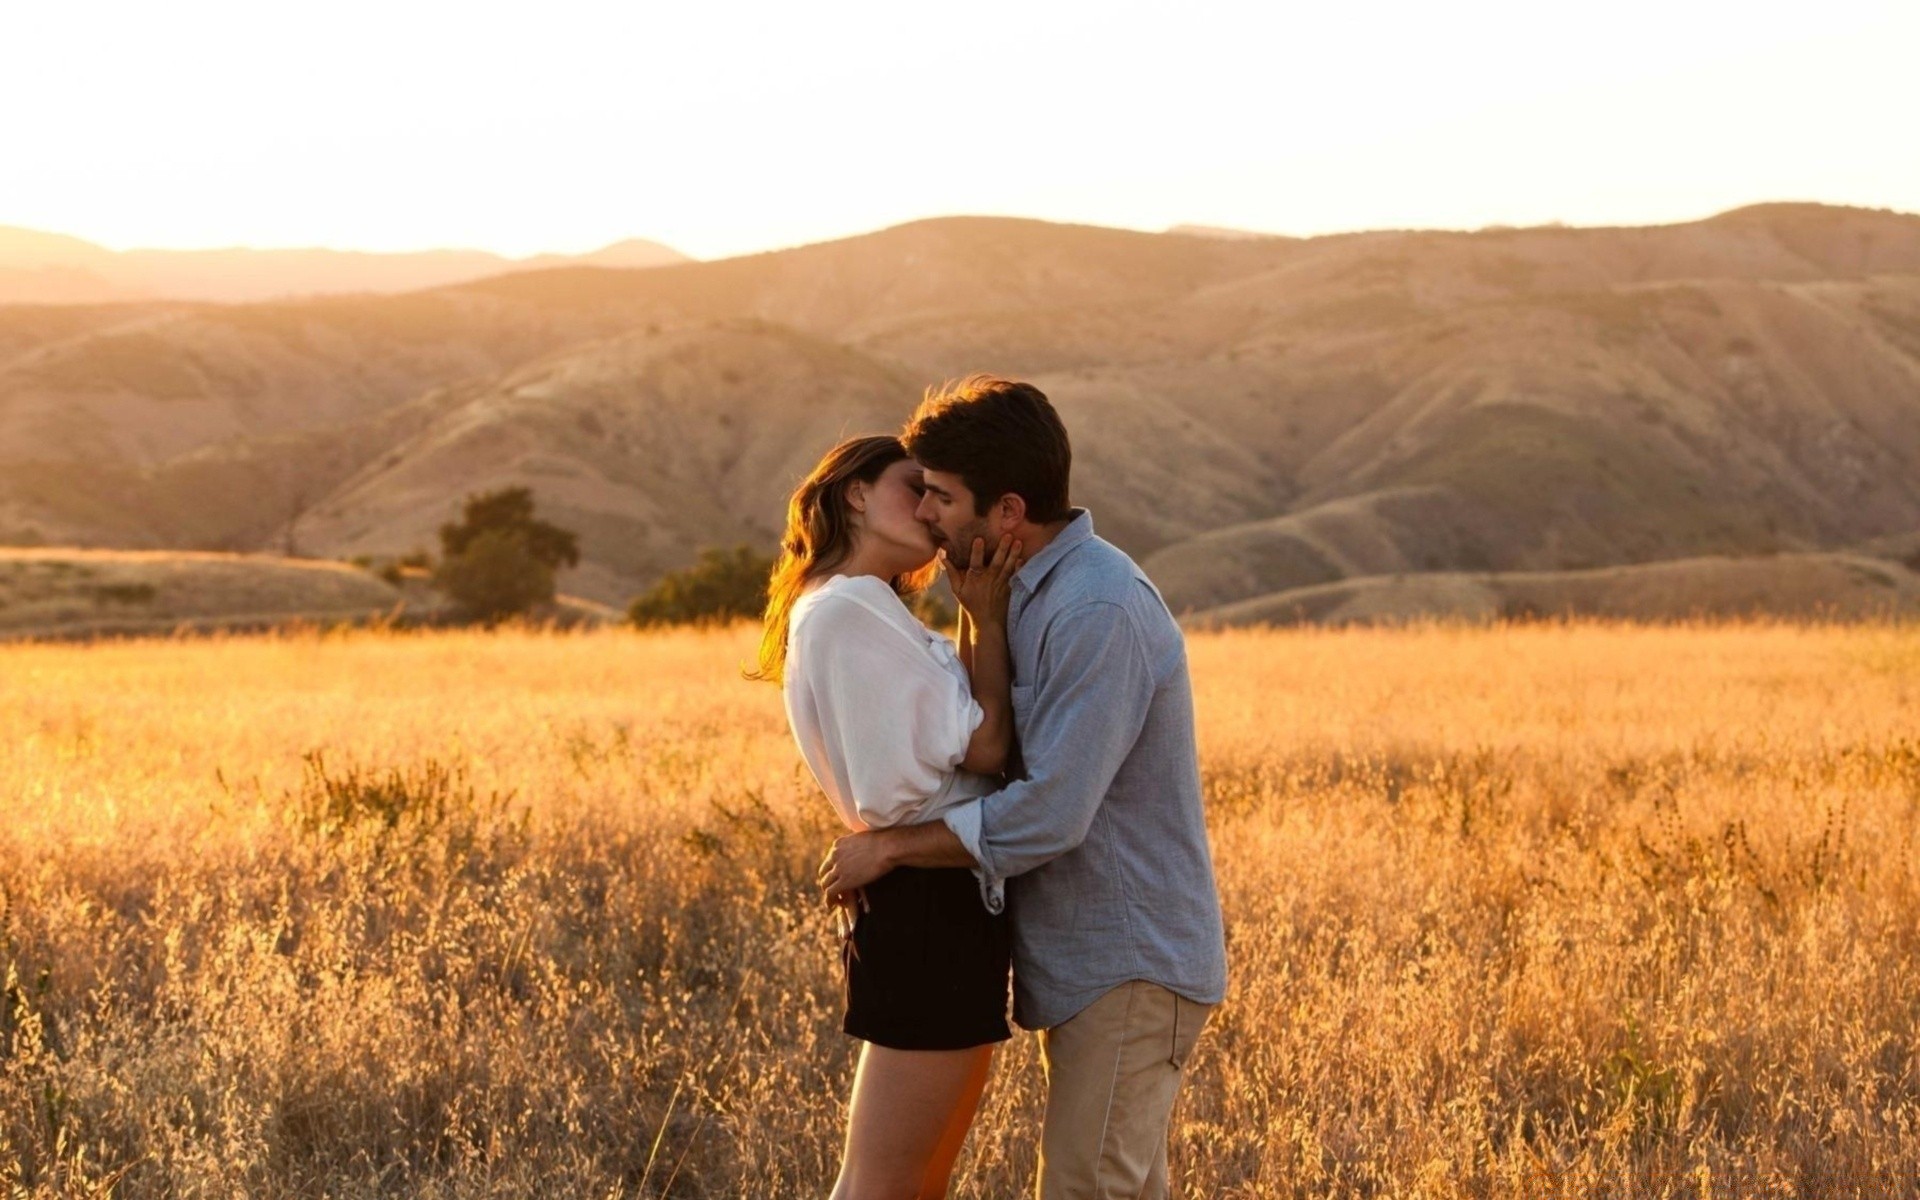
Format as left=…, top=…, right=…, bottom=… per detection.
left=0, top=226, right=689, bottom=305
left=0, top=547, right=621, bottom=641
left=1186, top=552, right=1920, bottom=628
left=0, top=547, right=409, bottom=638
left=2, top=202, right=1917, bottom=618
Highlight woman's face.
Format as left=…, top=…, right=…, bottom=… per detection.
left=854, top=458, right=937, bottom=570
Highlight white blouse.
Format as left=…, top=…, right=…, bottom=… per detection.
left=783, top=573, right=997, bottom=833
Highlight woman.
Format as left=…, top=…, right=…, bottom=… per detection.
left=754, top=433, right=1022, bottom=1200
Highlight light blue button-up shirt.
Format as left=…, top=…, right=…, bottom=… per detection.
left=943, top=508, right=1229, bottom=1030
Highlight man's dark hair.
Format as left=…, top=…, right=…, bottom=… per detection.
left=902, top=375, right=1071, bottom=521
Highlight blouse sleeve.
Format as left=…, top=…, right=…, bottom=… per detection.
left=793, top=591, right=985, bottom=828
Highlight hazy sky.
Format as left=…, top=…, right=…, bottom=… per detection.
left=3, top=0, right=1915, bottom=260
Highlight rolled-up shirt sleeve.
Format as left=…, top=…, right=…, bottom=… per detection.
left=795, top=594, right=984, bottom=828
left=943, top=599, right=1156, bottom=891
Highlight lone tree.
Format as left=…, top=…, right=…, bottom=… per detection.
left=432, top=486, right=580, bottom=622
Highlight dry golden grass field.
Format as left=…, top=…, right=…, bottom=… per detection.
left=2, top=620, right=1917, bottom=1198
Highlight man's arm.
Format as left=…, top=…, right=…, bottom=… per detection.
left=942, top=600, right=1155, bottom=881
left=819, top=819, right=974, bottom=903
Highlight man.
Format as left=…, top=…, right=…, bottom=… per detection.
left=818, top=375, right=1229, bottom=1199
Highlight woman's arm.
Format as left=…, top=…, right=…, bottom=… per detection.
left=956, top=604, right=974, bottom=674
left=946, top=536, right=1022, bottom=776
left=958, top=609, right=1011, bottom=774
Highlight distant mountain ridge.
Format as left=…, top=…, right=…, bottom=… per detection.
left=0, top=227, right=691, bottom=305
left=1166, top=224, right=1284, bottom=240
left=1, top=202, right=1917, bottom=617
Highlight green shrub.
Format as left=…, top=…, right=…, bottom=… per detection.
left=907, top=584, right=956, bottom=630
left=89, top=582, right=157, bottom=605
left=628, top=545, right=774, bottom=627
left=626, top=547, right=957, bottom=632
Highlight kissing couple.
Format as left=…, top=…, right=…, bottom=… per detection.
left=753, top=376, right=1228, bottom=1198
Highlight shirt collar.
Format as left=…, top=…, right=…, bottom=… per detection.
left=1013, top=508, right=1094, bottom=594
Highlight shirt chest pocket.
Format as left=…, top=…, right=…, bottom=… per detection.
left=1010, top=682, right=1037, bottom=724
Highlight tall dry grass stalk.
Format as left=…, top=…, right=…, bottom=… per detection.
left=2, top=619, right=1916, bottom=1197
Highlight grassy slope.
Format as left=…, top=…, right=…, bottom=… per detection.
left=0, top=548, right=624, bottom=640
left=0, top=548, right=410, bottom=638
left=2, top=622, right=1916, bottom=1195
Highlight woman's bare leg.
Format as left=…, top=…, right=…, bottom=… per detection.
left=830, top=1042, right=997, bottom=1200
left=917, top=1043, right=994, bottom=1198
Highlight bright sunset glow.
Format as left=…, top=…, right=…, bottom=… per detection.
left=2, top=0, right=1915, bottom=258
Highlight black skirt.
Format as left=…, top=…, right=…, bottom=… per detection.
left=841, top=865, right=1012, bottom=1051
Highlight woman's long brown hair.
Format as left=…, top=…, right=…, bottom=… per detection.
left=750, top=434, right=938, bottom=683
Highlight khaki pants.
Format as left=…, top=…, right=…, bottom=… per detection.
left=1036, top=980, right=1215, bottom=1200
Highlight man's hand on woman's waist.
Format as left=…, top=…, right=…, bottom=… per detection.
left=818, top=821, right=977, bottom=904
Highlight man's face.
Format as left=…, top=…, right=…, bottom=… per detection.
left=913, top=465, right=1002, bottom=560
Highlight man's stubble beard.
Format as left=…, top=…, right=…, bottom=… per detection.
left=938, top=516, right=993, bottom=561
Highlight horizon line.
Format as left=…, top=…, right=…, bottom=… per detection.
left=5, top=197, right=1916, bottom=266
